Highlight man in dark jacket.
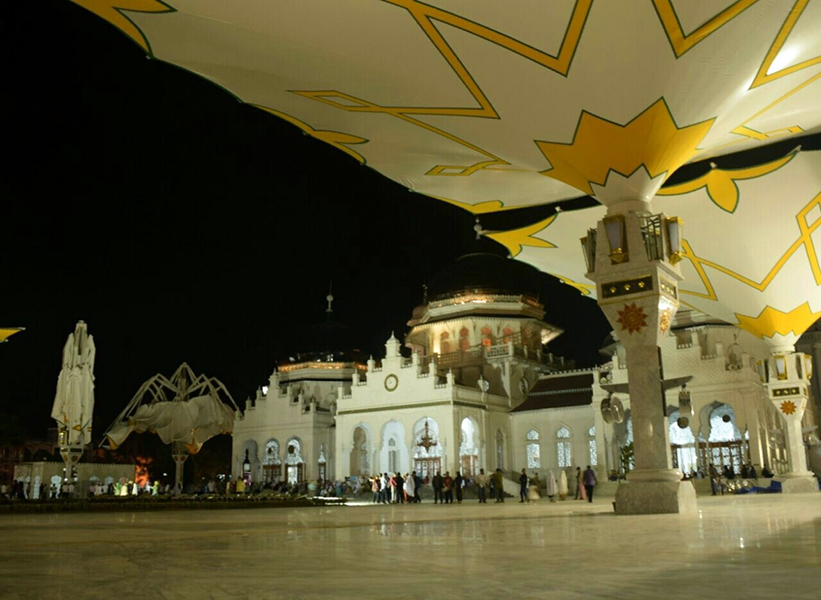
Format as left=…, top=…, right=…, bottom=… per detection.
left=519, top=468, right=528, bottom=503
left=582, top=466, right=597, bottom=503
left=413, top=471, right=422, bottom=503
left=432, top=471, right=444, bottom=504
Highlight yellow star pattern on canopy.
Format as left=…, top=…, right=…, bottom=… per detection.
left=536, top=99, right=714, bottom=197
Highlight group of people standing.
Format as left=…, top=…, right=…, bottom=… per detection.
left=370, top=472, right=421, bottom=503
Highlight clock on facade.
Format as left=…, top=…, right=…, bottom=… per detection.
left=384, top=374, right=399, bottom=392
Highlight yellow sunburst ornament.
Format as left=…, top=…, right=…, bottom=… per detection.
left=659, top=307, right=674, bottom=335
left=780, top=400, right=797, bottom=415
left=617, top=303, right=647, bottom=334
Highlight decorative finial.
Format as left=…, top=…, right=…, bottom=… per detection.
left=473, top=217, right=484, bottom=240
left=326, top=281, right=334, bottom=313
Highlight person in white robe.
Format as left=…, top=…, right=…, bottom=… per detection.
left=558, top=470, right=569, bottom=500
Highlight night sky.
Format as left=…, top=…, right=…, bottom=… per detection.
left=0, top=2, right=614, bottom=439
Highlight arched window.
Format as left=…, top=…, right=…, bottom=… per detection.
left=440, top=331, right=450, bottom=354
left=481, top=326, right=493, bottom=348
left=459, top=327, right=470, bottom=350
left=526, top=429, right=541, bottom=468
left=286, top=438, right=303, bottom=465
left=587, top=426, right=598, bottom=467
left=388, top=438, right=398, bottom=473
left=556, top=426, right=572, bottom=468
left=264, top=439, right=281, bottom=465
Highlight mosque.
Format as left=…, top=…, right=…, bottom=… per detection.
left=232, top=253, right=821, bottom=487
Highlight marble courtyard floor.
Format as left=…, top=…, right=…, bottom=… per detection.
left=0, top=493, right=819, bottom=599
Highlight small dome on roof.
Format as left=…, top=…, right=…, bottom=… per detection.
left=426, top=253, right=542, bottom=302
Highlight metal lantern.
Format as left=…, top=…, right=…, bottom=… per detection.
left=677, top=416, right=690, bottom=429
left=773, top=355, right=788, bottom=380
left=580, top=228, right=597, bottom=273
left=603, top=215, right=628, bottom=264
left=601, top=394, right=625, bottom=424
left=665, top=216, right=683, bottom=264
left=678, top=383, right=694, bottom=419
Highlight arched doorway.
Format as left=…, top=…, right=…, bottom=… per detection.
left=285, top=437, right=304, bottom=484
left=459, top=417, right=479, bottom=476
left=350, top=426, right=371, bottom=476
left=241, top=439, right=260, bottom=483
left=379, top=420, right=408, bottom=475
left=263, top=438, right=282, bottom=483
left=413, top=418, right=443, bottom=479
left=668, top=411, right=697, bottom=474
left=706, top=404, right=744, bottom=474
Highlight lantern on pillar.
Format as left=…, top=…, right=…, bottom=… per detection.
left=602, top=215, right=628, bottom=264
left=580, top=229, right=597, bottom=274
left=664, top=217, right=683, bottom=265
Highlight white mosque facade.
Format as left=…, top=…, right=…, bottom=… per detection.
left=232, top=254, right=821, bottom=485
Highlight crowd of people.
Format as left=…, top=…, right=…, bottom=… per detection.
left=707, top=462, right=769, bottom=495
left=3, top=466, right=607, bottom=504
left=360, top=466, right=600, bottom=505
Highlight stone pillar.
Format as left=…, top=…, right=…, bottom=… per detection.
left=593, top=400, right=608, bottom=479
left=172, top=442, right=189, bottom=493
left=764, top=352, right=817, bottom=493
left=584, top=211, right=696, bottom=515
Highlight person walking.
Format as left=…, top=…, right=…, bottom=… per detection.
left=708, top=463, right=719, bottom=496
left=519, top=469, right=528, bottom=503
left=413, top=471, right=422, bottom=503
left=493, top=469, right=505, bottom=503
left=390, top=473, right=397, bottom=503
left=381, top=473, right=390, bottom=504
left=582, top=465, right=597, bottom=503
left=432, top=471, right=444, bottom=504
left=372, top=476, right=380, bottom=503
left=454, top=472, right=463, bottom=504
left=443, top=472, right=454, bottom=504
left=574, top=467, right=582, bottom=500
left=475, top=468, right=488, bottom=503
left=396, top=472, right=404, bottom=503
left=404, top=472, right=415, bottom=503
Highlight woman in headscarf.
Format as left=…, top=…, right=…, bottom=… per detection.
left=558, top=470, right=569, bottom=500
left=404, top=472, right=415, bottom=503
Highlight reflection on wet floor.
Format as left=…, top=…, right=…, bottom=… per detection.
left=0, top=494, right=819, bottom=599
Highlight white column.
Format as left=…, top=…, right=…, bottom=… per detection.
left=585, top=212, right=696, bottom=515
left=762, top=352, right=816, bottom=492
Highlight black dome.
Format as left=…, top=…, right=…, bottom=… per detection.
left=279, top=315, right=366, bottom=366
left=426, top=253, right=542, bottom=301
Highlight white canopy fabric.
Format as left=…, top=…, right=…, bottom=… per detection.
left=51, top=321, right=95, bottom=446
left=107, top=393, right=234, bottom=454
left=73, top=1, right=821, bottom=343
left=72, top=1, right=821, bottom=207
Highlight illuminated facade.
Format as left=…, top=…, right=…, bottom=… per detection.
left=232, top=255, right=820, bottom=486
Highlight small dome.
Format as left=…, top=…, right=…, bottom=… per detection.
left=426, top=253, right=542, bottom=301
